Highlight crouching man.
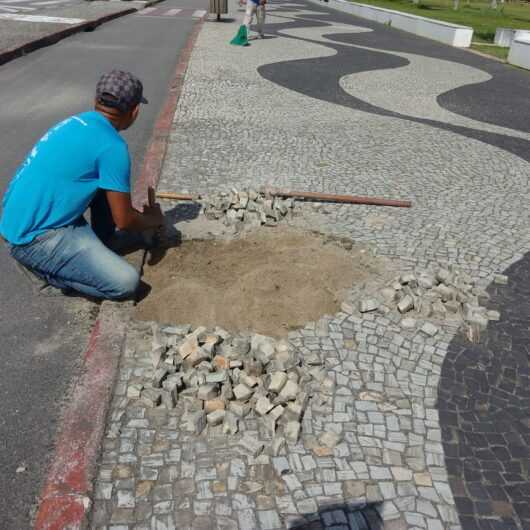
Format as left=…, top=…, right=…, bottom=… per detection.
left=0, top=70, right=164, bottom=300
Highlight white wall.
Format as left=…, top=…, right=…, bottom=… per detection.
left=508, top=36, right=530, bottom=70
left=308, top=0, right=474, bottom=47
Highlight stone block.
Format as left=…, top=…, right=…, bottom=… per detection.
left=197, top=384, right=219, bottom=401
left=318, top=431, right=342, bottom=448
left=204, top=399, right=226, bottom=414
left=255, top=396, right=274, bottom=416
left=251, top=334, right=276, bottom=365
left=222, top=411, right=239, bottom=435
left=380, top=287, right=397, bottom=302
left=487, top=310, right=500, bottom=321
left=493, top=274, right=508, bottom=285
left=160, top=389, right=177, bottom=409
left=284, top=421, right=301, bottom=443
left=229, top=401, right=251, bottom=417
left=431, top=301, right=446, bottom=318
left=140, top=388, right=161, bottom=407
left=218, top=337, right=250, bottom=359
left=207, top=410, right=226, bottom=426
left=205, top=371, right=228, bottom=384
left=233, top=384, right=253, bottom=401
left=240, top=373, right=259, bottom=388
left=418, top=275, right=436, bottom=289
left=267, top=372, right=288, bottom=393
left=401, top=317, right=417, bottom=330
left=269, top=436, right=286, bottom=456
left=436, top=268, right=451, bottom=284
left=151, top=345, right=165, bottom=369
left=178, top=336, right=199, bottom=360
left=340, top=302, right=354, bottom=314
left=162, top=324, right=191, bottom=336
left=359, top=298, right=379, bottom=313
left=420, top=322, right=439, bottom=337
left=283, top=402, right=303, bottom=422
left=444, top=300, right=461, bottom=314
left=269, top=405, right=284, bottom=422
left=213, top=355, right=229, bottom=370
left=320, top=377, right=335, bottom=396
left=239, top=435, right=264, bottom=457
left=183, top=347, right=211, bottom=369
left=184, top=411, right=206, bottom=435
left=221, top=380, right=234, bottom=401
left=127, top=383, right=143, bottom=399
left=278, top=380, right=299, bottom=401
left=397, top=295, right=414, bottom=314
left=243, top=358, right=264, bottom=377
left=436, top=284, right=455, bottom=302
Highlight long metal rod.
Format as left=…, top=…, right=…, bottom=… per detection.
left=271, top=190, right=411, bottom=208
left=156, top=189, right=412, bottom=208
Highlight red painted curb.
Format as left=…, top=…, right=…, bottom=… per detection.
left=132, top=16, right=205, bottom=210
left=0, top=8, right=137, bottom=68
left=34, top=307, right=126, bottom=530
left=33, top=17, right=204, bottom=530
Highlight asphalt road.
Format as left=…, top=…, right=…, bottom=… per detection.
left=0, top=2, right=206, bottom=527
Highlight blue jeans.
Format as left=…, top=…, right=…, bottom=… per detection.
left=8, top=191, right=140, bottom=300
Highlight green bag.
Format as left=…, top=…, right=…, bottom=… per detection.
left=230, top=25, right=249, bottom=46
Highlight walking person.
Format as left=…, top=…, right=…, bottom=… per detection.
left=0, top=70, right=164, bottom=300
left=244, top=0, right=266, bottom=39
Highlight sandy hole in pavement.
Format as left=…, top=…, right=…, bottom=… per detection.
left=135, top=228, right=383, bottom=337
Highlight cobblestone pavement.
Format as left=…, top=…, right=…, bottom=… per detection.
left=90, top=1, right=530, bottom=529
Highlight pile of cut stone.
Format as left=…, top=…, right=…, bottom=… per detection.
left=127, top=324, right=335, bottom=452
left=201, top=188, right=295, bottom=228
left=353, top=266, right=502, bottom=342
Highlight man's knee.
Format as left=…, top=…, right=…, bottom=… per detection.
left=109, top=264, right=140, bottom=300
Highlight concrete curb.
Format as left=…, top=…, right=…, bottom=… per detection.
left=132, top=16, right=205, bottom=209
left=0, top=0, right=168, bottom=68
left=33, top=303, right=127, bottom=530
left=33, top=17, right=204, bottom=530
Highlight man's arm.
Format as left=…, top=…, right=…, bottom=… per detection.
left=106, top=190, right=164, bottom=232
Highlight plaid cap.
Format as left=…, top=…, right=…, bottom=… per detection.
left=96, top=70, right=148, bottom=113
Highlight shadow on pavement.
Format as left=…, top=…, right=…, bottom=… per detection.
left=285, top=501, right=386, bottom=529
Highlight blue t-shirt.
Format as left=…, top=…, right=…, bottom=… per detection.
left=0, top=111, right=131, bottom=245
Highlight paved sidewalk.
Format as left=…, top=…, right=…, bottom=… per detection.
left=90, top=1, right=530, bottom=529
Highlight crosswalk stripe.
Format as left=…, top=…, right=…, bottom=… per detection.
left=31, top=0, right=71, bottom=5
left=164, top=8, right=181, bottom=16
left=192, top=9, right=206, bottom=18
left=0, top=13, right=84, bottom=22
left=137, top=6, right=156, bottom=15
left=4, top=4, right=35, bottom=9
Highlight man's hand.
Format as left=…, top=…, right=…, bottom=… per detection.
left=106, top=190, right=165, bottom=232
left=143, top=203, right=165, bottom=229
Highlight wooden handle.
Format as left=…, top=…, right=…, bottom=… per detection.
left=156, top=191, right=197, bottom=201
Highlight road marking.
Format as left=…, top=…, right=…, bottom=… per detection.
left=31, top=0, right=71, bottom=5
left=137, top=6, right=156, bottom=14
left=3, top=4, right=35, bottom=8
left=0, top=13, right=84, bottom=22
left=192, top=9, right=206, bottom=17
left=0, top=5, right=19, bottom=11
left=164, top=8, right=181, bottom=15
